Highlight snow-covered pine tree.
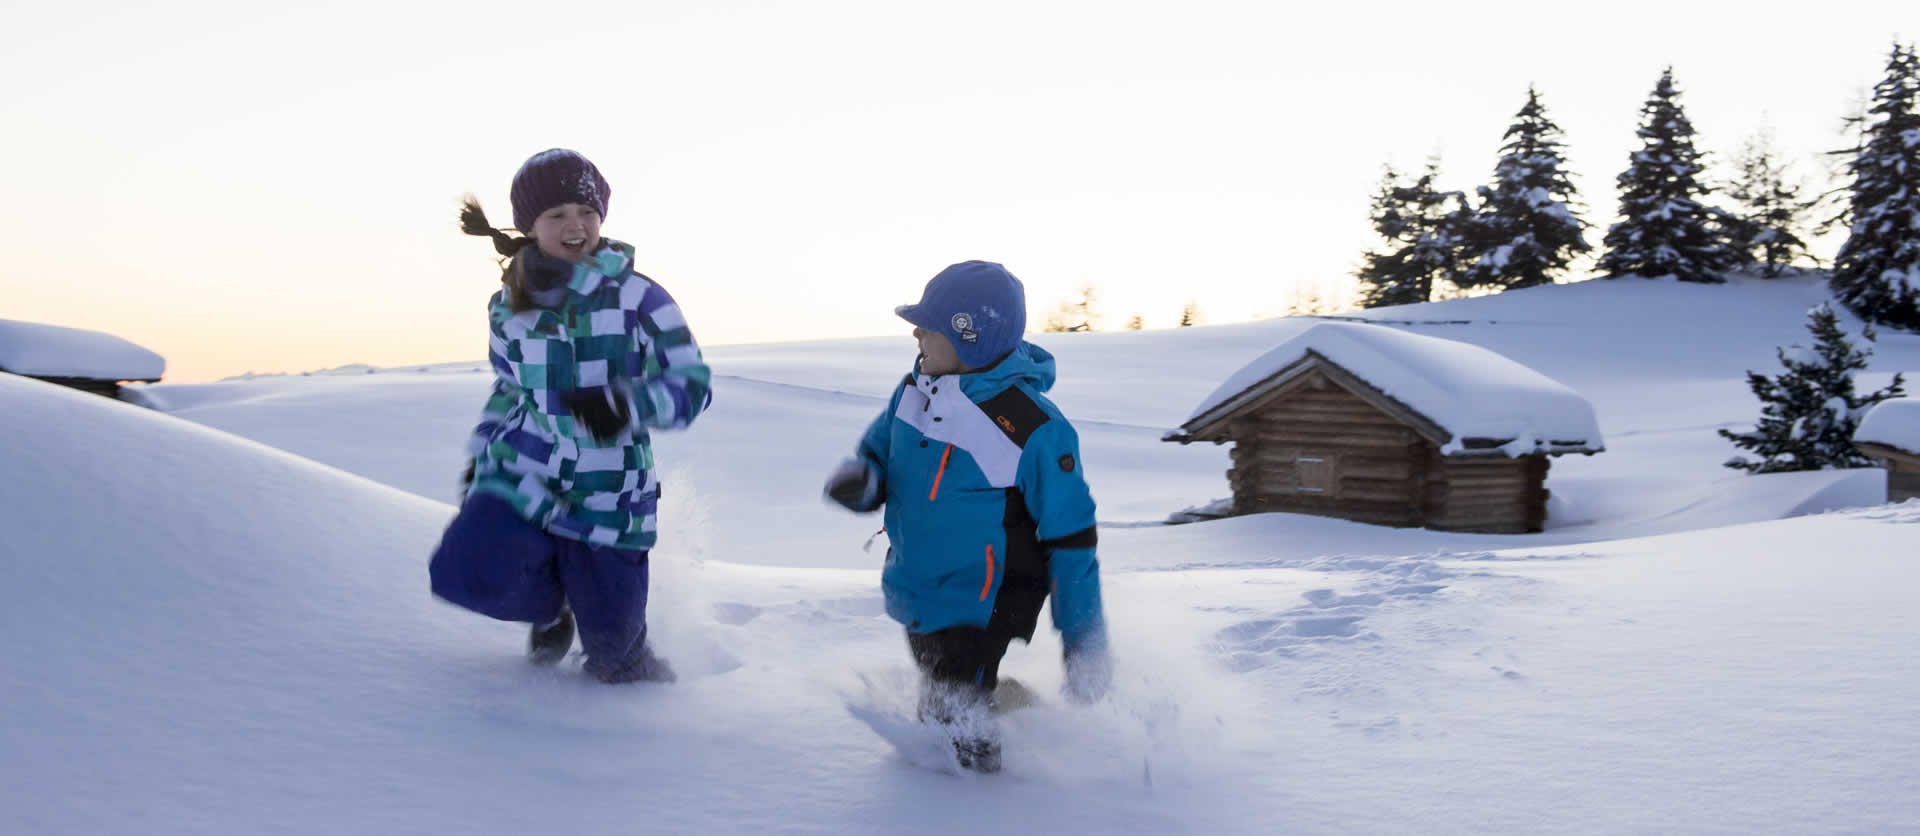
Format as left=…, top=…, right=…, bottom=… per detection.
left=1720, top=127, right=1818, bottom=277
left=1831, top=42, right=1920, bottom=329
left=1719, top=303, right=1906, bottom=472
left=1177, top=301, right=1199, bottom=327
left=1458, top=87, right=1590, bottom=290
left=1354, top=160, right=1468, bottom=308
left=1599, top=68, right=1733, bottom=283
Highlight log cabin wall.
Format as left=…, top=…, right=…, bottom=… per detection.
left=1225, top=371, right=1431, bottom=528
left=1425, top=453, right=1549, bottom=534
left=12, top=374, right=124, bottom=398
left=1890, top=470, right=1920, bottom=503
left=1857, top=444, right=1920, bottom=502
left=1218, top=367, right=1553, bottom=533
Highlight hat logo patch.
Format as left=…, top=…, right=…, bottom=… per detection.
left=951, top=312, right=978, bottom=344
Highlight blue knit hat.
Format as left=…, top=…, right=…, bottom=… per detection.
left=510, top=149, right=611, bottom=233
left=895, top=261, right=1028, bottom=369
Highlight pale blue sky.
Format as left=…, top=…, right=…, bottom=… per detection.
left=0, top=0, right=1906, bottom=381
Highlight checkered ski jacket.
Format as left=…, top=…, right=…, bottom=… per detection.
left=466, top=240, right=712, bottom=551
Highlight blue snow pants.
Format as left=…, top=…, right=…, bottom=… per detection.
left=428, top=493, right=652, bottom=681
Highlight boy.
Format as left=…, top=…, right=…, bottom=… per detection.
left=824, top=260, right=1111, bottom=773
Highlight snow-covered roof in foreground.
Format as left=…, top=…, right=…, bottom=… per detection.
left=1175, top=321, right=1603, bottom=456
left=0, top=318, right=165, bottom=381
left=1855, top=398, right=1920, bottom=456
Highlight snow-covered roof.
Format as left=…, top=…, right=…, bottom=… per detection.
left=1171, top=321, right=1603, bottom=456
left=0, top=319, right=165, bottom=381
left=1855, top=398, right=1920, bottom=457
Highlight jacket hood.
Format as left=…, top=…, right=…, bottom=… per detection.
left=937, top=340, right=1055, bottom=400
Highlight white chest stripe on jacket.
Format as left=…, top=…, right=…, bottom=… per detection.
left=895, top=373, right=1023, bottom=489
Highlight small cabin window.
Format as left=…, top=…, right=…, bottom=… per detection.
left=1294, top=454, right=1335, bottom=494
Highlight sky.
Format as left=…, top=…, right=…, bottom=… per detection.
left=0, top=0, right=1910, bottom=382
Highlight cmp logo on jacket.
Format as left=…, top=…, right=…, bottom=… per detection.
left=896, top=373, right=1047, bottom=489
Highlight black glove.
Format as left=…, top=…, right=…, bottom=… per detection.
left=557, top=387, right=631, bottom=443
left=823, top=457, right=882, bottom=512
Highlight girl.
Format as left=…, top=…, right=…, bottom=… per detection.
left=430, top=149, right=712, bottom=684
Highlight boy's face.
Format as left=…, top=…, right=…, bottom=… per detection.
left=914, top=326, right=965, bottom=376
left=531, top=202, right=602, bottom=263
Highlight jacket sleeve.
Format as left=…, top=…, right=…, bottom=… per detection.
left=838, top=377, right=908, bottom=512
left=624, top=279, right=713, bottom=431
left=468, top=302, right=527, bottom=457
left=856, top=377, right=909, bottom=472
left=1017, top=417, right=1105, bottom=649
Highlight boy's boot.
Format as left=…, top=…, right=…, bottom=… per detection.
left=953, top=736, right=1002, bottom=774
left=919, top=681, right=1001, bottom=774
left=528, top=605, right=575, bottom=664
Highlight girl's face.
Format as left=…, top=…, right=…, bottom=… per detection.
left=915, top=326, right=965, bottom=376
left=530, top=202, right=602, bottom=263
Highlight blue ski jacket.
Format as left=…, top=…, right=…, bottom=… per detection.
left=854, top=342, right=1105, bottom=648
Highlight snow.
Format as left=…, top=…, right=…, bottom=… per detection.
left=1178, top=320, right=1602, bottom=456
left=1484, top=243, right=1514, bottom=270
left=0, top=318, right=165, bottom=381
left=5, top=272, right=1920, bottom=833
left=1856, top=397, right=1920, bottom=454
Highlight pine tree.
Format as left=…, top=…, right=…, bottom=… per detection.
left=1285, top=285, right=1332, bottom=316
left=1043, top=285, right=1100, bottom=332
left=1719, top=303, right=1905, bottom=472
left=1831, top=42, right=1920, bottom=329
left=1178, top=301, right=1199, bottom=327
left=1719, top=127, right=1819, bottom=277
left=1354, top=160, right=1469, bottom=308
left=1599, top=68, right=1733, bottom=283
left=1459, top=87, right=1591, bottom=290
left=1125, top=314, right=1145, bottom=331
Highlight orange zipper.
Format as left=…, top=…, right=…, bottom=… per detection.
left=980, top=545, right=995, bottom=601
left=928, top=444, right=953, bottom=501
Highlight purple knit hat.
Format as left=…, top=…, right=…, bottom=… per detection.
left=509, top=149, right=611, bottom=233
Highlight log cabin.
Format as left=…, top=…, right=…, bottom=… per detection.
left=1164, top=322, right=1602, bottom=533
left=0, top=319, right=165, bottom=398
left=1854, top=398, right=1920, bottom=503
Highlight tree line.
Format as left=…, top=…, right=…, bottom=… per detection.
left=1355, top=42, right=1920, bottom=332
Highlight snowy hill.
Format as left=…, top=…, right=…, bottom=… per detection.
left=7, top=274, right=1920, bottom=833
left=139, top=273, right=1909, bottom=564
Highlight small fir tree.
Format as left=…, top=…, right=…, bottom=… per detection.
left=1125, top=314, right=1145, bottom=331
left=1354, top=160, right=1469, bottom=308
left=1719, top=303, right=1905, bottom=472
left=1285, top=285, right=1333, bottom=316
left=1831, top=42, right=1920, bottom=329
left=1178, top=301, right=1200, bottom=327
left=1459, top=87, right=1591, bottom=290
left=1043, top=285, right=1100, bottom=333
left=1599, top=68, right=1734, bottom=283
left=1719, top=127, right=1819, bottom=277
